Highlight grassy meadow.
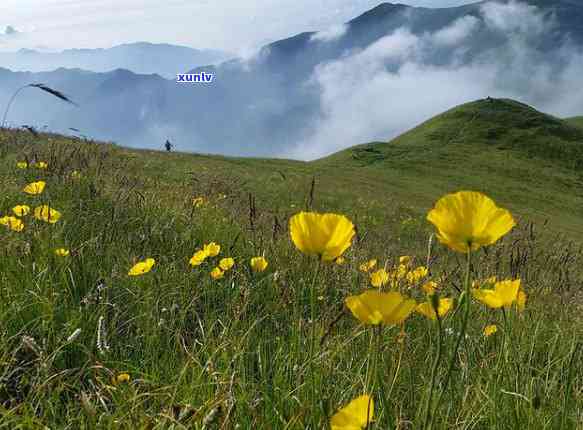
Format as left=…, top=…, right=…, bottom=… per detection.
left=1, top=98, right=583, bottom=429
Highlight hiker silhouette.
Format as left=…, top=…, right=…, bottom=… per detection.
left=165, top=140, right=173, bottom=152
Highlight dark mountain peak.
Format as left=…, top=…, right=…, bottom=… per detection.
left=349, top=2, right=412, bottom=25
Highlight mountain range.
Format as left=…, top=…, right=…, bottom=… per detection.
left=1, top=0, right=582, bottom=159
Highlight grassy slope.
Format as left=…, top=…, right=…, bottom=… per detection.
left=566, top=115, right=583, bottom=129
left=0, top=98, right=582, bottom=428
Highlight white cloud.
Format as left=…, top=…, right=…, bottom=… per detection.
left=311, top=23, right=348, bottom=43
left=288, top=1, right=583, bottom=160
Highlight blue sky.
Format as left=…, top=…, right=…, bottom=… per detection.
left=0, top=0, right=476, bottom=53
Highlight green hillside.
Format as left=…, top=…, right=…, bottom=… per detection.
left=566, top=115, right=583, bottom=129
left=1, top=98, right=582, bottom=428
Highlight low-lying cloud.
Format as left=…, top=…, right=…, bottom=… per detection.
left=289, top=1, right=583, bottom=160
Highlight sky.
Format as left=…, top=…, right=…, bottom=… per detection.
left=0, top=0, right=476, bottom=54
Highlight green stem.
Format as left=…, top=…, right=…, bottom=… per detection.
left=433, top=249, right=472, bottom=418
left=309, top=259, right=322, bottom=419
left=423, top=314, right=443, bottom=430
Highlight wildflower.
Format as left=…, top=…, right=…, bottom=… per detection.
left=330, top=394, right=374, bottom=430
left=416, top=298, right=453, bottom=320
left=289, top=212, right=355, bottom=262
left=219, top=257, right=235, bottom=271
left=370, top=269, right=389, bottom=288
left=203, top=242, right=221, bottom=257
left=422, top=281, right=438, bottom=295
left=359, top=259, right=377, bottom=273
left=472, top=279, right=521, bottom=309
left=406, top=266, right=429, bottom=284
left=35, top=161, right=48, bottom=169
left=426, top=191, right=515, bottom=253
left=345, top=290, right=416, bottom=325
left=33, top=205, right=61, bottom=223
left=23, top=181, right=46, bottom=195
left=17, top=161, right=28, bottom=169
left=250, top=256, right=268, bottom=273
left=210, top=267, right=224, bottom=280
left=0, top=216, right=24, bottom=232
left=112, top=373, right=130, bottom=385
left=189, top=249, right=209, bottom=266
left=128, top=258, right=155, bottom=276
left=193, top=196, right=205, bottom=208
left=484, top=324, right=498, bottom=337
left=71, top=170, right=81, bottom=179
left=12, top=205, right=30, bottom=217
left=399, top=255, right=412, bottom=266
left=55, top=248, right=70, bottom=257
left=395, top=264, right=408, bottom=280
left=335, top=256, right=346, bottom=265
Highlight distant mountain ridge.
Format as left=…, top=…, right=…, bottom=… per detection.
left=0, top=42, right=232, bottom=78
left=1, top=1, right=583, bottom=158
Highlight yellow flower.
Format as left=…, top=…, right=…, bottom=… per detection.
left=399, top=255, right=412, bottom=266
left=23, top=181, right=46, bottom=195
left=484, top=324, right=498, bottom=337
left=34, top=205, right=61, bottom=223
left=250, top=256, right=268, bottom=273
left=517, top=290, right=527, bottom=313
left=193, top=196, right=205, bottom=208
left=219, top=257, right=235, bottom=271
left=359, top=259, right=377, bottom=273
left=416, top=298, right=454, bottom=320
left=0, top=216, right=24, bottom=232
left=71, top=170, right=81, bottom=179
left=12, top=205, right=30, bottom=217
left=55, top=248, right=70, bottom=257
left=189, top=249, right=209, bottom=266
left=395, top=264, right=408, bottom=280
left=427, top=191, right=515, bottom=253
left=35, top=161, right=48, bottom=169
left=17, top=161, right=28, bottom=169
left=406, top=266, right=428, bottom=284
left=330, top=394, right=374, bottom=430
left=345, top=290, right=416, bottom=325
left=422, top=281, right=438, bottom=295
left=128, top=258, right=155, bottom=276
left=289, top=212, right=355, bottom=262
left=472, top=279, right=521, bottom=309
left=370, top=269, right=389, bottom=288
left=210, top=267, right=224, bottom=280
left=112, top=373, right=130, bottom=385
left=335, top=256, right=346, bottom=265
left=203, top=242, right=221, bottom=257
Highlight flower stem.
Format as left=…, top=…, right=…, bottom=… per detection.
left=423, top=314, right=443, bottom=430
left=433, top=249, right=472, bottom=420
left=308, top=259, right=322, bottom=418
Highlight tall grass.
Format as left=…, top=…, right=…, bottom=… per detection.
left=0, top=130, right=582, bottom=428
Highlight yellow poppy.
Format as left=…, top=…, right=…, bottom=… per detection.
left=422, top=281, right=438, bottom=295
left=203, top=242, right=221, bottom=257
left=399, top=255, right=412, bottom=266
left=427, top=191, right=515, bottom=253
left=289, top=212, right=355, bottom=262
left=484, top=324, right=498, bottom=337
left=472, top=279, right=521, bottom=309
left=33, top=205, right=61, bottom=223
left=416, top=298, right=454, bottom=320
left=55, top=248, right=70, bottom=257
left=17, top=161, right=28, bottom=169
left=112, top=373, right=130, bottom=385
left=370, top=269, right=389, bottom=288
left=35, top=161, right=48, bottom=169
left=359, top=259, right=377, bottom=273
left=345, top=290, right=416, bottom=325
left=193, top=197, right=205, bottom=208
left=23, top=181, right=46, bottom=195
left=330, top=394, right=374, bottom=430
left=189, top=249, right=209, bottom=266
left=219, top=257, right=235, bottom=271
left=0, top=216, right=24, bottom=232
left=210, top=267, right=224, bottom=280
left=12, top=205, right=30, bottom=217
left=406, top=266, right=428, bottom=284
left=250, top=256, right=268, bottom=273
left=335, top=256, right=346, bottom=265
left=128, top=258, right=155, bottom=276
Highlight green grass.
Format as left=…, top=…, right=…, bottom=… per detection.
left=566, top=116, right=583, bottom=130
left=0, top=97, right=582, bottom=428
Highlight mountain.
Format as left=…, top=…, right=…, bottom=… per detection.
left=0, top=42, right=231, bottom=78
left=1, top=1, right=583, bottom=157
